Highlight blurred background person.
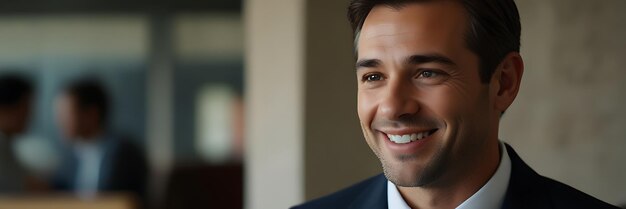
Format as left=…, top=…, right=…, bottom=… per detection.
left=52, top=78, right=148, bottom=205
left=0, top=73, right=38, bottom=193
left=0, top=5, right=245, bottom=207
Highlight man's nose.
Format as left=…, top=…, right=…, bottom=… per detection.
left=378, top=79, right=420, bottom=120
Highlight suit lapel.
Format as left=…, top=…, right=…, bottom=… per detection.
left=98, top=135, right=117, bottom=190
left=349, top=174, right=388, bottom=209
left=501, top=144, right=552, bottom=209
left=61, top=149, right=79, bottom=190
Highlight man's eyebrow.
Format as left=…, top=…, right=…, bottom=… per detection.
left=355, top=54, right=456, bottom=70
left=406, top=54, right=457, bottom=66
left=355, top=59, right=381, bottom=70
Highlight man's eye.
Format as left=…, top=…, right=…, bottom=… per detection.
left=419, top=70, right=438, bottom=78
left=363, top=73, right=383, bottom=82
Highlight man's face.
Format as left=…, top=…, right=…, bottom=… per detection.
left=55, top=94, right=81, bottom=139
left=6, top=95, right=33, bottom=135
left=13, top=96, right=32, bottom=134
left=356, top=2, right=499, bottom=187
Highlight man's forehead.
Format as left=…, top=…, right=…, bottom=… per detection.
left=356, top=2, right=469, bottom=56
left=359, top=23, right=416, bottom=41
left=360, top=2, right=466, bottom=33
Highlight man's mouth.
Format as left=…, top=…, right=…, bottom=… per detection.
left=386, top=129, right=438, bottom=144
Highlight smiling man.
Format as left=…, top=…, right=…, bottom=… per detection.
left=291, top=0, right=619, bottom=209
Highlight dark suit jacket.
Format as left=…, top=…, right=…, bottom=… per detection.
left=292, top=144, right=619, bottom=209
left=54, top=134, right=148, bottom=201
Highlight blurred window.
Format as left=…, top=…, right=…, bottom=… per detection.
left=171, top=13, right=243, bottom=162
left=195, top=85, right=236, bottom=163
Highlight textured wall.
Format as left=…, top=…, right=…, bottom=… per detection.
left=501, top=0, right=626, bottom=205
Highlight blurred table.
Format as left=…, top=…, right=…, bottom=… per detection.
left=0, top=193, right=136, bottom=209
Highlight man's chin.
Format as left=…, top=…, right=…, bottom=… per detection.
left=381, top=160, right=426, bottom=187
left=384, top=170, right=426, bottom=187
left=381, top=154, right=446, bottom=187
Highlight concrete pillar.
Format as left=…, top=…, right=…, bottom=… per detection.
left=244, top=0, right=305, bottom=208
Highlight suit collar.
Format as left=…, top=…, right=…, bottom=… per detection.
left=383, top=142, right=513, bottom=209
left=349, top=174, right=388, bottom=209
left=502, top=143, right=552, bottom=209
left=345, top=144, right=549, bottom=209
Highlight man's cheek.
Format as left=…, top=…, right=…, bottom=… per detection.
left=426, top=87, right=468, bottom=116
left=357, top=93, right=377, bottom=123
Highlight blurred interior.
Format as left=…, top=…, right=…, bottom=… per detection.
left=1, top=0, right=625, bottom=209
left=0, top=0, right=243, bottom=208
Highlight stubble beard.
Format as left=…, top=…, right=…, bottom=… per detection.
left=376, top=140, right=451, bottom=188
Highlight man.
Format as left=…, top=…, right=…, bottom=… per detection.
left=293, top=0, right=619, bottom=208
left=0, top=74, right=34, bottom=193
left=53, top=78, right=147, bottom=204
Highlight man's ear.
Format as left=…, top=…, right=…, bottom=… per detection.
left=493, top=52, right=524, bottom=113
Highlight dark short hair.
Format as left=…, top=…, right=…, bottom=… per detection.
left=347, top=0, right=521, bottom=83
left=0, top=74, right=33, bottom=106
left=63, top=78, right=110, bottom=126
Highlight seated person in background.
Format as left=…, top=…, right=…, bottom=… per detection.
left=53, top=78, right=147, bottom=203
left=0, top=74, right=35, bottom=193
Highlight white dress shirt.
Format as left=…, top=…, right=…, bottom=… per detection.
left=388, top=141, right=512, bottom=209
left=73, top=137, right=105, bottom=199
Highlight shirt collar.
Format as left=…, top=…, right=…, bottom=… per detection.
left=387, top=141, right=512, bottom=209
left=72, top=134, right=106, bottom=149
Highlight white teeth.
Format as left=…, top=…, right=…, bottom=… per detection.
left=399, top=135, right=406, bottom=142
left=387, top=134, right=410, bottom=144
left=386, top=130, right=433, bottom=144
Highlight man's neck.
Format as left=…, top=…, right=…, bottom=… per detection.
left=78, top=127, right=104, bottom=141
left=397, top=140, right=502, bottom=209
